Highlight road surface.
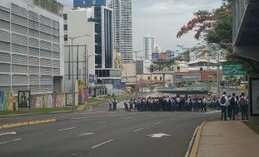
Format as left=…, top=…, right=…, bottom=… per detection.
left=0, top=111, right=218, bottom=157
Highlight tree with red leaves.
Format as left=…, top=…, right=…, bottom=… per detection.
left=176, top=10, right=215, bottom=40
left=177, top=0, right=232, bottom=46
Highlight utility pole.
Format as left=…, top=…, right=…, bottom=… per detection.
left=86, top=45, right=89, bottom=86
left=70, top=39, right=75, bottom=111
left=76, top=45, right=79, bottom=80
left=68, top=34, right=91, bottom=111
left=217, top=51, right=221, bottom=97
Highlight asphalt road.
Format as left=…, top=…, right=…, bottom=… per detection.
left=0, top=111, right=219, bottom=157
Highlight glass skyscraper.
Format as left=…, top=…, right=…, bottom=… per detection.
left=110, top=0, right=133, bottom=61
left=94, top=6, right=113, bottom=69
left=74, top=0, right=106, bottom=8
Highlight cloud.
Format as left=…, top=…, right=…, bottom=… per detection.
left=133, top=0, right=222, bottom=50
left=58, top=0, right=222, bottom=50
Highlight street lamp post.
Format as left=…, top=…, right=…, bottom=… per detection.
left=67, top=34, right=91, bottom=110
left=217, top=51, right=222, bottom=97
left=209, top=43, right=222, bottom=97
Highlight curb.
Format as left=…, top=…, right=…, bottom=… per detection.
left=0, top=118, right=56, bottom=129
left=0, top=110, right=73, bottom=118
left=185, top=121, right=207, bottom=157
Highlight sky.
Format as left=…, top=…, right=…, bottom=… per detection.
left=60, top=0, right=222, bottom=51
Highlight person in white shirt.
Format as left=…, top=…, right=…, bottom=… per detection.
left=219, top=92, right=228, bottom=120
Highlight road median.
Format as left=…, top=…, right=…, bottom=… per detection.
left=0, top=118, right=56, bottom=129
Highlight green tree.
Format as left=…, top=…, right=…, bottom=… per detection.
left=177, top=0, right=259, bottom=74
left=177, top=0, right=232, bottom=47
left=206, top=0, right=232, bottom=49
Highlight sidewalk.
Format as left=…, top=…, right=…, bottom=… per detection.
left=198, top=121, right=259, bottom=157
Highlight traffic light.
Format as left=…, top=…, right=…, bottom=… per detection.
left=150, top=65, right=154, bottom=72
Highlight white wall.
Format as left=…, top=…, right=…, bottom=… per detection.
left=65, top=8, right=96, bottom=77
left=121, top=62, right=137, bottom=84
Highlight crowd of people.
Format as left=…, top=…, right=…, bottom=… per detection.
left=123, top=95, right=218, bottom=112
left=121, top=92, right=249, bottom=120
left=219, top=92, right=249, bottom=121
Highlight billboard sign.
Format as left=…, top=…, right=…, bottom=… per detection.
left=152, top=53, right=160, bottom=61
left=73, top=0, right=106, bottom=8
left=89, top=74, right=95, bottom=83
left=223, top=64, right=246, bottom=75
left=18, top=91, right=31, bottom=108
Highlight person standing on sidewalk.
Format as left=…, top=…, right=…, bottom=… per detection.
left=176, top=95, right=181, bottom=111
left=227, top=95, right=232, bottom=120
left=236, top=95, right=240, bottom=119
left=201, top=97, right=207, bottom=112
left=108, top=100, right=113, bottom=111
left=112, top=98, right=117, bottom=111
left=240, top=93, right=249, bottom=120
left=219, top=92, right=228, bottom=120
left=229, top=93, right=237, bottom=120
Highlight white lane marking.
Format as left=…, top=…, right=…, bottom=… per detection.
left=153, top=121, right=161, bottom=126
left=147, top=133, right=171, bottom=138
left=133, top=128, right=145, bottom=133
left=0, top=131, right=17, bottom=137
left=124, top=116, right=136, bottom=120
left=204, top=110, right=221, bottom=114
left=58, top=127, right=76, bottom=132
left=91, top=139, right=114, bottom=149
left=0, top=138, right=22, bottom=145
left=71, top=117, right=90, bottom=120
left=97, top=121, right=106, bottom=124
left=79, top=132, right=95, bottom=137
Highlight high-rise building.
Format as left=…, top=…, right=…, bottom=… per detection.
left=67, top=3, right=121, bottom=90
left=109, top=0, right=120, bottom=50
left=144, top=37, right=155, bottom=61
left=93, top=6, right=121, bottom=90
left=63, top=8, right=96, bottom=91
left=71, top=0, right=113, bottom=69
left=94, top=6, right=113, bottom=69
left=0, top=0, right=64, bottom=94
left=110, top=0, right=133, bottom=61
left=73, top=0, right=107, bottom=8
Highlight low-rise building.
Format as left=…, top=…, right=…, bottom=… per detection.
left=136, top=72, right=174, bottom=84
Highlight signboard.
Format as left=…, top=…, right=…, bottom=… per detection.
left=223, top=64, right=246, bottom=75
left=89, top=74, right=96, bottom=83
left=18, top=91, right=31, bottom=108
left=152, top=53, right=160, bottom=61
left=249, top=77, right=259, bottom=116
